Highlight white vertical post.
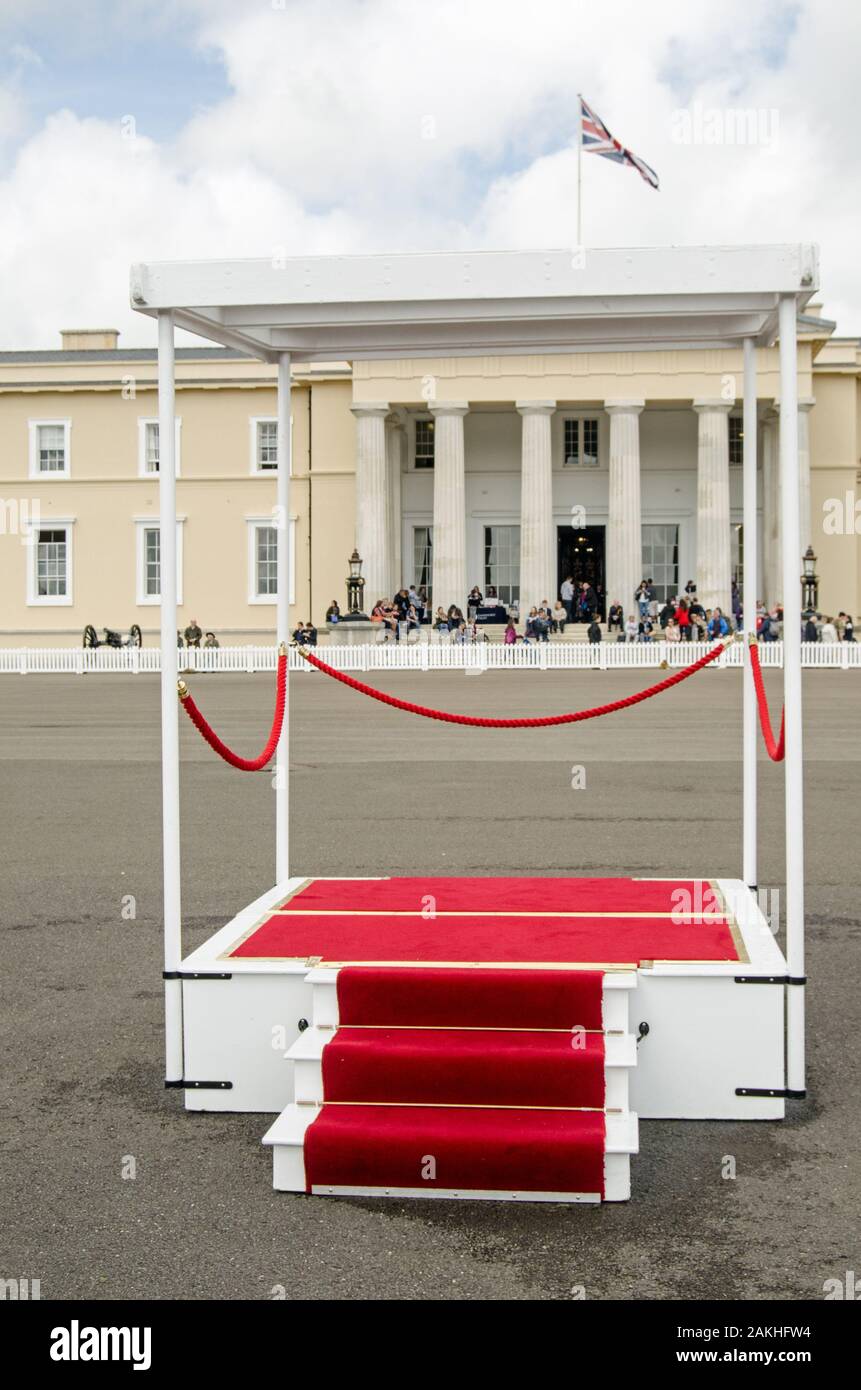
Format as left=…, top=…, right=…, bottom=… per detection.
left=742, top=338, right=757, bottom=889
left=576, top=94, right=583, bottom=248
left=158, top=311, right=183, bottom=1084
left=276, top=353, right=292, bottom=883
left=778, top=295, right=805, bottom=1096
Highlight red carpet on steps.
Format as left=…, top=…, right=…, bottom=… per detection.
left=302, top=964, right=609, bottom=1197
left=304, top=1104, right=607, bottom=1197
left=322, top=1028, right=606, bottom=1108
left=336, top=965, right=605, bottom=1029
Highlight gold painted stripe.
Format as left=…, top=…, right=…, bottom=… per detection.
left=334, top=1024, right=612, bottom=1035
left=276, top=908, right=731, bottom=920
left=321, top=1100, right=611, bottom=1113
left=315, top=958, right=640, bottom=971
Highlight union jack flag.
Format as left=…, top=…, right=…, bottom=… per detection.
left=580, top=96, right=659, bottom=190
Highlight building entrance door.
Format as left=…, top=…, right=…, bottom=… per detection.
left=557, top=525, right=606, bottom=619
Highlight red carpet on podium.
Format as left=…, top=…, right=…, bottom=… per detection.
left=280, top=875, right=725, bottom=914
left=231, top=876, right=739, bottom=967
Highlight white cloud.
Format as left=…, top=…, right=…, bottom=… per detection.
left=0, top=0, right=859, bottom=346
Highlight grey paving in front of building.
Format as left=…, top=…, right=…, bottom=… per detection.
left=1, top=669, right=858, bottom=1301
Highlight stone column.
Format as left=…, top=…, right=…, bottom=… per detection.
left=762, top=409, right=781, bottom=609
left=693, top=399, right=732, bottom=616
left=516, top=401, right=556, bottom=615
left=797, top=398, right=815, bottom=557
left=351, top=403, right=390, bottom=606
left=604, top=400, right=644, bottom=619
left=429, top=403, right=469, bottom=615
left=385, top=418, right=405, bottom=594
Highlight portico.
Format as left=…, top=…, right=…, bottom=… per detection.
left=350, top=376, right=815, bottom=619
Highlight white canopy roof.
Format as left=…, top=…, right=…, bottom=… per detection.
left=130, top=244, right=818, bottom=363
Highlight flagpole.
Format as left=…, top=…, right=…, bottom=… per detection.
left=576, top=92, right=583, bottom=248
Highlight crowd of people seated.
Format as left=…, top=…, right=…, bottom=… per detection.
left=606, top=577, right=856, bottom=644
left=800, top=611, right=855, bottom=642
left=611, top=578, right=737, bottom=643
left=316, top=574, right=856, bottom=647
left=291, top=620, right=318, bottom=646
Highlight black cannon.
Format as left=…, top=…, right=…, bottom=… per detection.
left=83, top=623, right=143, bottom=649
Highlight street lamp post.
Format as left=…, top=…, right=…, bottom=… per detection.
left=326, top=549, right=379, bottom=647
left=347, top=549, right=367, bottom=617
left=801, top=546, right=819, bottom=613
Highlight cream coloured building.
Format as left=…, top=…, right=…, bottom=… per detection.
left=1, top=314, right=859, bottom=646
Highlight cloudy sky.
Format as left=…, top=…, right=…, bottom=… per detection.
left=0, top=0, right=857, bottom=347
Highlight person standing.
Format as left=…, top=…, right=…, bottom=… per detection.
left=646, top=578, right=658, bottom=620
left=561, top=575, right=575, bottom=625
left=674, top=599, right=692, bottom=641
left=731, top=580, right=742, bottom=629
left=581, top=582, right=597, bottom=623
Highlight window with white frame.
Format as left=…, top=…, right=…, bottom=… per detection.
left=134, top=520, right=184, bottom=604
left=137, top=418, right=181, bottom=476
left=640, top=523, right=679, bottom=602
left=29, top=420, right=71, bottom=478
left=413, top=525, right=433, bottom=596
left=731, top=523, right=744, bottom=588
left=143, top=527, right=160, bottom=597
left=250, top=417, right=291, bottom=474
left=256, top=524, right=278, bottom=595
left=729, top=416, right=743, bottom=465
left=28, top=523, right=73, bottom=605
left=247, top=517, right=296, bottom=603
left=414, top=419, right=435, bottom=469
left=483, top=525, right=520, bottom=605
left=563, top=417, right=599, bottom=467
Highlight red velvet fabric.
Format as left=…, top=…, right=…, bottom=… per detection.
left=233, top=910, right=737, bottom=963
left=285, top=875, right=724, bottom=916
left=337, top=966, right=605, bottom=1029
left=304, top=1104, right=606, bottom=1196
left=321, top=1027, right=606, bottom=1108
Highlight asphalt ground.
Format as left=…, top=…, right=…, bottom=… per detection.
left=0, top=667, right=859, bottom=1301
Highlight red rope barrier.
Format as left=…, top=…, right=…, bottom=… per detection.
left=178, top=649, right=287, bottom=770
left=298, top=639, right=733, bottom=728
left=748, top=641, right=785, bottom=761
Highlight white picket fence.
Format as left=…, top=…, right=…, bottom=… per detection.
left=1, top=640, right=859, bottom=674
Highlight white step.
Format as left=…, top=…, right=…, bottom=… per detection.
left=262, top=1103, right=638, bottom=1202
left=274, top=965, right=640, bottom=1202
left=306, top=965, right=638, bottom=1032
left=287, top=1024, right=637, bottom=1110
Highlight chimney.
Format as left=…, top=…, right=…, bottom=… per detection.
left=60, top=328, right=120, bottom=351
